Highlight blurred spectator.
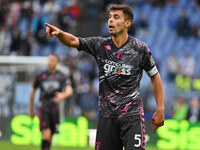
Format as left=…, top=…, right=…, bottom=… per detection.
left=172, top=97, right=188, bottom=121
left=180, top=52, right=195, bottom=77
left=176, top=9, right=190, bottom=37
left=187, top=97, right=200, bottom=123
left=58, top=12, right=70, bottom=32
left=67, top=58, right=81, bottom=90
left=20, top=0, right=33, bottom=21
left=166, top=52, right=180, bottom=81
left=136, top=13, right=148, bottom=38
left=10, top=26, right=22, bottom=55
left=152, top=0, right=166, bottom=8
left=137, top=13, right=148, bottom=30
left=39, top=0, right=48, bottom=5
left=0, top=1, right=9, bottom=27
left=123, top=0, right=140, bottom=6
left=195, top=0, right=200, bottom=9
left=66, top=0, right=80, bottom=19
left=43, top=0, right=60, bottom=14
left=191, top=24, right=200, bottom=38
left=5, top=1, right=21, bottom=27
left=0, top=27, right=11, bottom=55
left=167, top=0, right=178, bottom=5
left=60, top=0, right=80, bottom=34
left=32, top=13, right=47, bottom=46
left=101, top=0, right=123, bottom=11
left=20, top=29, right=32, bottom=56
left=128, top=23, right=136, bottom=36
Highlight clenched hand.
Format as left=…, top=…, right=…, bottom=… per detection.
left=152, top=109, right=165, bottom=133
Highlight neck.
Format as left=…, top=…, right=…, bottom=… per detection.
left=48, top=68, right=56, bottom=74
left=112, top=32, right=129, bottom=48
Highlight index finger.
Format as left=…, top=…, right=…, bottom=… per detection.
left=153, top=125, right=158, bottom=134
left=45, top=23, right=56, bottom=29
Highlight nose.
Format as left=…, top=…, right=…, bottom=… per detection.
left=108, top=18, right=113, bottom=23
left=108, top=15, right=113, bottom=22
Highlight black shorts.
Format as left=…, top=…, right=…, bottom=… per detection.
left=95, top=115, right=146, bottom=150
left=37, top=103, right=59, bottom=134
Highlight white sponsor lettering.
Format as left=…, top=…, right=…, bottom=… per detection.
left=103, top=59, right=132, bottom=75
left=42, top=81, right=60, bottom=91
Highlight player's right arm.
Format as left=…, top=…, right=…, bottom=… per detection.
left=29, top=88, right=36, bottom=119
left=45, top=23, right=79, bottom=48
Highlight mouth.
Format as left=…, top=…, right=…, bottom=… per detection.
left=109, top=25, right=114, bottom=30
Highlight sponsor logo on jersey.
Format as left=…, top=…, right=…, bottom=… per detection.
left=42, top=81, right=60, bottom=91
left=103, top=59, right=133, bottom=75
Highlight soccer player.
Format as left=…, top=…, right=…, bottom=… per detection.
left=45, top=4, right=164, bottom=150
left=29, top=53, right=73, bottom=150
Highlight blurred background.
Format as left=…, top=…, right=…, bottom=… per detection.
left=0, top=0, right=200, bottom=149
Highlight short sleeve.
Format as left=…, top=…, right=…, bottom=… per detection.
left=60, top=73, right=71, bottom=88
left=77, top=37, right=100, bottom=57
left=64, top=78, right=71, bottom=87
left=140, top=44, right=158, bottom=77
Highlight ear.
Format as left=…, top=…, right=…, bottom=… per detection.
left=125, top=20, right=131, bottom=29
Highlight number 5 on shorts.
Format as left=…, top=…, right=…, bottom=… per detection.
left=134, top=134, right=141, bottom=147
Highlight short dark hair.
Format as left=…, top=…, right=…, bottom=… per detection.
left=49, top=53, right=60, bottom=62
left=108, top=4, right=134, bottom=24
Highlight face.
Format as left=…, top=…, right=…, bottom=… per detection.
left=47, top=55, right=59, bottom=71
left=108, top=10, right=130, bottom=36
left=191, top=98, right=199, bottom=107
left=178, top=97, right=185, bottom=105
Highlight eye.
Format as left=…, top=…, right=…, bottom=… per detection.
left=114, top=15, right=119, bottom=19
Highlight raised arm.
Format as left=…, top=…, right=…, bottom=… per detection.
left=151, top=73, right=165, bottom=133
left=45, top=23, right=79, bottom=48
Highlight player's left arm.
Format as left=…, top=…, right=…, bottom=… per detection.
left=151, top=73, right=165, bottom=133
left=54, top=85, right=73, bottom=103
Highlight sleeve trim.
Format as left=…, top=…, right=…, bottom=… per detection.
left=77, top=37, right=82, bottom=51
left=146, top=65, right=158, bottom=77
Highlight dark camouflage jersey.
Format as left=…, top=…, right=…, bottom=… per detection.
left=33, top=70, right=71, bottom=103
left=78, top=36, right=158, bottom=118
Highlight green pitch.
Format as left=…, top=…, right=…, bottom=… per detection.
left=0, top=141, right=158, bottom=150
left=0, top=141, right=93, bottom=150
